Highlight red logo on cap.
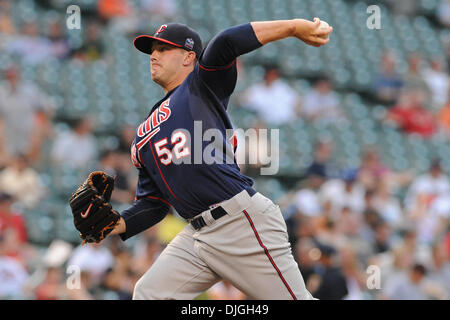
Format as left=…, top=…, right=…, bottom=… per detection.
left=155, top=25, right=167, bottom=35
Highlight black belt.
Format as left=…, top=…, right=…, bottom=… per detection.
left=191, top=187, right=256, bottom=231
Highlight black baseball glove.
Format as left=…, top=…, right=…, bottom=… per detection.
left=69, top=171, right=121, bottom=244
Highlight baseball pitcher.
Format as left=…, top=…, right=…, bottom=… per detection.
left=69, top=17, right=332, bottom=300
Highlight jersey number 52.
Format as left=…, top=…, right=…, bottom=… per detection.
left=154, top=131, right=190, bottom=166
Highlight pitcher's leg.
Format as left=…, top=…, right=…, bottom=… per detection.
left=133, top=225, right=220, bottom=300
left=239, top=208, right=314, bottom=300
left=195, top=195, right=315, bottom=300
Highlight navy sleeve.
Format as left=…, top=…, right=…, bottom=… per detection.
left=119, top=198, right=170, bottom=241
left=119, top=164, right=170, bottom=241
left=198, top=23, right=262, bottom=99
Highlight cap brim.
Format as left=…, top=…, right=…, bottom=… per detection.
left=133, top=35, right=183, bottom=54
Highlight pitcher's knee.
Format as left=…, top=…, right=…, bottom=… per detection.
left=132, top=277, right=159, bottom=300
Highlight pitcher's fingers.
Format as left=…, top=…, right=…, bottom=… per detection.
left=310, top=36, right=330, bottom=46
left=304, top=40, right=321, bottom=47
left=316, top=26, right=333, bottom=37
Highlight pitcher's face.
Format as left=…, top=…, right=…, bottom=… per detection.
left=150, top=43, right=186, bottom=87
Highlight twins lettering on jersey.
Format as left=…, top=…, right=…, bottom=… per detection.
left=131, top=98, right=190, bottom=168
left=130, top=98, right=172, bottom=168
left=130, top=97, right=240, bottom=169
left=130, top=142, right=143, bottom=168
left=136, top=98, right=172, bottom=150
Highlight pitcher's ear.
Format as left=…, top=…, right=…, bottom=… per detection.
left=183, top=51, right=196, bottom=66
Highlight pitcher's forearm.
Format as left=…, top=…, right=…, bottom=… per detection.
left=250, top=20, right=298, bottom=45
left=113, top=198, right=170, bottom=241
left=251, top=18, right=332, bottom=47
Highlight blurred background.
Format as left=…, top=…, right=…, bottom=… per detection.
left=0, top=0, right=449, bottom=300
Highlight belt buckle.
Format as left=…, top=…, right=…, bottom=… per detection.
left=191, top=215, right=207, bottom=230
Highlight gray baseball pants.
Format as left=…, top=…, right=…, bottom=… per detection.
left=132, top=189, right=315, bottom=300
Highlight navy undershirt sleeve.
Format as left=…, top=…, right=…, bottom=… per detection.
left=119, top=198, right=170, bottom=241
left=198, top=23, right=262, bottom=99
left=200, top=23, right=262, bottom=67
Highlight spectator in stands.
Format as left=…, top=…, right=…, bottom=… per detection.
left=359, top=146, right=413, bottom=193
left=50, top=117, right=98, bottom=170
left=405, top=160, right=450, bottom=215
left=423, top=58, right=449, bottom=110
left=291, top=213, right=318, bottom=248
left=67, top=242, right=114, bottom=286
left=339, top=245, right=367, bottom=300
left=415, top=193, right=450, bottom=245
left=240, top=65, right=300, bottom=126
left=0, top=0, right=16, bottom=39
left=116, top=151, right=138, bottom=194
left=335, top=206, right=364, bottom=241
left=28, top=107, right=56, bottom=166
left=290, top=178, right=324, bottom=220
left=305, top=140, right=334, bottom=180
left=98, top=267, right=134, bottom=300
left=373, top=52, right=403, bottom=105
left=386, top=0, right=419, bottom=16
left=0, top=192, right=27, bottom=244
left=371, top=180, right=404, bottom=229
left=0, top=225, right=35, bottom=271
left=385, top=89, right=436, bottom=138
left=372, top=221, right=393, bottom=254
left=96, top=242, right=135, bottom=300
left=72, top=21, right=105, bottom=62
left=34, top=266, right=66, bottom=300
left=0, top=233, right=29, bottom=299
left=315, top=217, right=348, bottom=252
left=358, top=147, right=391, bottom=190
left=6, top=20, right=52, bottom=65
left=428, top=239, right=450, bottom=296
left=437, top=99, right=450, bottom=134
left=98, top=0, right=132, bottom=22
left=117, top=124, right=137, bottom=154
left=0, top=66, right=56, bottom=163
left=403, top=53, right=432, bottom=107
left=405, top=160, right=450, bottom=244
left=308, top=243, right=348, bottom=300
left=319, top=169, right=366, bottom=218
left=97, top=0, right=139, bottom=34
left=382, top=263, right=447, bottom=299
left=301, top=76, right=344, bottom=123
left=132, top=235, right=162, bottom=278
left=46, top=20, right=71, bottom=60
left=139, top=0, right=178, bottom=26
left=99, top=150, right=135, bottom=204
left=437, top=0, right=450, bottom=28
left=0, top=155, right=45, bottom=208
left=373, top=238, right=413, bottom=296
left=294, top=238, right=318, bottom=287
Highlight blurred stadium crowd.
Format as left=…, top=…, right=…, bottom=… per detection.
left=0, top=0, right=450, bottom=300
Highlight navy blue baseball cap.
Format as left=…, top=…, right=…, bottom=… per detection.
left=134, top=23, right=203, bottom=58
